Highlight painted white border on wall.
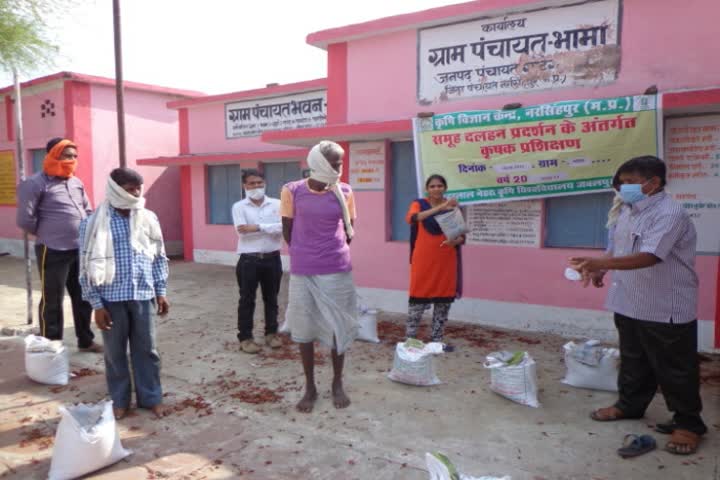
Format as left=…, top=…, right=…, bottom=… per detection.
left=1, top=238, right=183, bottom=260
left=193, top=249, right=290, bottom=271
left=0, top=238, right=36, bottom=259
left=356, top=286, right=718, bottom=353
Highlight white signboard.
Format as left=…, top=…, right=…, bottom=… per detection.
left=665, top=115, right=720, bottom=254
left=225, top=90, right=327, bottom=138
left=418, top=0, right=620, bottom=103
left=465, top=200, right=542, bottom=247
left=349, top=142, right=385, bottom=190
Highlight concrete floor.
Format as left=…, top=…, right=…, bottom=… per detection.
left=0, top=256, right=718, bottom=480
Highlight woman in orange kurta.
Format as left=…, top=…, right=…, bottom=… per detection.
left=405, top=174, right=465, bottom=342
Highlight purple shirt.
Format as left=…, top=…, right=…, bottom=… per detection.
left=16, top=172, right=92, bottom=250
left=280, top=180, right=356, bottom=275
left=605, top=192, right=698, bottom=323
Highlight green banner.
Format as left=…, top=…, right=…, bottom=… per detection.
left=413, top=95, right=658, bottom=204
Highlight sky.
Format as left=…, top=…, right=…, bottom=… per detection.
left=2, top=0, right=462, bottom=94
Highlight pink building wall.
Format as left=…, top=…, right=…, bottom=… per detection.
left=186, top=103, right=290, bottom=155
left=0, top=84, right=67, bottom=243
left=0, top=75, right=197, bottom=254
left=345, top=0, right=720, bottom=122
left=190, top=165, right=234, bottom=252
left=338, top=0, right=720, bottom=323
left=89, top=85, right=183, bottom=242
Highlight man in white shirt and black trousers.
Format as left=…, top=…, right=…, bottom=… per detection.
left=232, top=169, right=283, bottom=354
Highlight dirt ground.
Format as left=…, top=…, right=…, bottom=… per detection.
left=1, top=256, right=719, bottom=479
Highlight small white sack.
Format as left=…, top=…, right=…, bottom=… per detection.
left=484, top=351, right=540, bottom=408
left=426, top=452, right=511, bottom=480
left=24, top=335, right=69, bottom=386
left=48, top=400, right=131, bottom=480
left=278, top=319, right=290, bottom=334
left=356, top=297, right=380, bottom=344
left=388, top=340, right=443, bottom=386
left=562, top=340, right=619, bottom=392
left=434, top=208, right=468, bottom=241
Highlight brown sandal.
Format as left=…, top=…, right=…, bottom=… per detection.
left=590, top=406, right=626, bottom=422
left=665, top=429, right=700, bottom=455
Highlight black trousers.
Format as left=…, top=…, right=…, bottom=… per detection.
left=236, top=253, right=282, bottom=342
left=35, top=244, right=94, bottom=348
left=614, top=313, right=706, bottom=435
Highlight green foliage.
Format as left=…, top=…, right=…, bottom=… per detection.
left=0, top=0, right=75, bottom=73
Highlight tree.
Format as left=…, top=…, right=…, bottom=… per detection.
left=0, top=0, right=70, bottom=73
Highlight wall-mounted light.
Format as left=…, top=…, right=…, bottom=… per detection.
left=644, top=85, right=658, bottom=95
left=503, top=103, right=522, bottom=110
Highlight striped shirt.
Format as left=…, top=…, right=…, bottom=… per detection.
left=605, top=192, right=698, bottom=323
left=78, top=208, right=169, bottom=310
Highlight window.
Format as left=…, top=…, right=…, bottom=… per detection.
left=544, top=192, right=614, bottom=248
left=31, top=149, right=45, bottom=173
left=390, top=141, right=418, bottom=241
left=263, top=161, right=301, bottom=199
left=207, top=165, right=243, bottom=225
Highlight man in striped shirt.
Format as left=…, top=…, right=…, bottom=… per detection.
left=570, top=156, right=706, bottom=456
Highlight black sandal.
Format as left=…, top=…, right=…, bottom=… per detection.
left=618, top=434, right=656, bottom=458
left=654, top=421, right=677, bottom=434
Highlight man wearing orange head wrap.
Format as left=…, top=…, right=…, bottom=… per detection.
left=16, top=138, right=102, bottom=353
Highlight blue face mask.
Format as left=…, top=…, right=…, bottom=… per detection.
left=619, top=183, right=647, bottom=205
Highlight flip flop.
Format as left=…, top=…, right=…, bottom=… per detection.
left=617, top=434, right=656, bottom=458
left=654, top=421, right=677, bottom=434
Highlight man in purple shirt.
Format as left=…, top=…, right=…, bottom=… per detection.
left=281, top=141, right=359, bottom=413
left=571, top=156, right=705, bottom=456
left=16, top=137, right=101, bottom=353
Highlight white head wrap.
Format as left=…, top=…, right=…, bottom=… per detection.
left=307, top=141, right=354, bottom=240
left=80, top=177, right=165, bottom=287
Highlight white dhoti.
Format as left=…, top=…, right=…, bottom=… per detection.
left=286, top=272, right=359, bottom=354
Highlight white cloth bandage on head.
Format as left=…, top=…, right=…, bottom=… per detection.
left=307, top=143, right=341, bottom=185
left=307, top=142, right=354, bottom=240
left=80, top=177, right=166, bottom=287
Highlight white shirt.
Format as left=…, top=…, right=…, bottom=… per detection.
left=231, top=196, right=283, bottom=254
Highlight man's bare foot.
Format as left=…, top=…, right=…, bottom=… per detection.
left=113, top=407, right=128, bottom=420
left=332, top=381, right=351, bottom=409
left=150, top=403, right=170, bottom=419
left=296, top=387, right=318, bottom=413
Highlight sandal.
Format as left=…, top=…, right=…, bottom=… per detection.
left=665, top=429, right=701, bottom=455
left=654, top=420, right=677, bottom=434
left=617, top=434, right=656, bottom=458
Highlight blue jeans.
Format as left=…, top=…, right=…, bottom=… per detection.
left=102, top=300, right=162, bottom=409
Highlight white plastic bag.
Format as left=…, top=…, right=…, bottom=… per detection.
left=278, top=319, right=290, bottom=334
left=358, top=309, right=380, bottom=343
left=388, top=340, right=443, bottom=386
left=48, top=400, right=131, bottom=480
left=562, top=340, right=619, bottom=392
left=434, top=208, right=468, bottom=241
left=356, top=297, right=380, bottom=343
left=24, top=335, right=69, bottom=386
left=484, top=351, right=540, bottom=408
left=426, top=452, right=511, bottom=480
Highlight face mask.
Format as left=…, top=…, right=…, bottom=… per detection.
left=246, top=187, right=265, bottom=201
left=619, top=183, right=647, bottom=205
